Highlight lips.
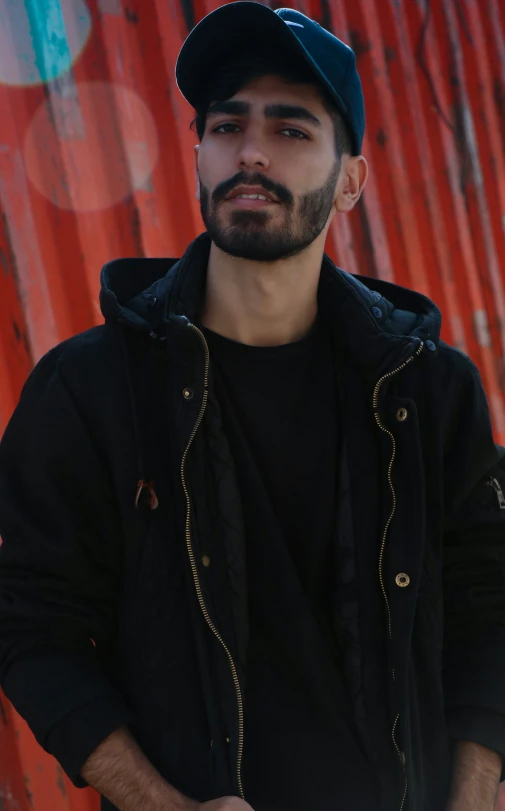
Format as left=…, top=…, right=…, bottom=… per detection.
left=226, top=185, right=278, bottom=203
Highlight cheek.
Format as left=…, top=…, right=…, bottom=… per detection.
left=285, top=140, right=335, bottom=176
left=198, top=142, right=230, bottom=187
left=276, top=155, right=324, bottom=188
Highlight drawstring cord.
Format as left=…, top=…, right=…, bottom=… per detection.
left=134, top=479, right=159, bottom=510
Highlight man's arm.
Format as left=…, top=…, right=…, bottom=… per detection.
left=0, top=348, right=134, bottom=784
left=446, top=741, right=502, bottom=811
left=0, top=350, right=256, bottom=810
left=81, top=727, right=256, bottom=811
left=441, top=353, right=505, bottom=795
left=443, top=446, right=505, bottom=770
left=80, top=726, right=197, bottom=811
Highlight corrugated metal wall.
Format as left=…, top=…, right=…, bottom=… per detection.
left=1, top=0, right=505, bottom=808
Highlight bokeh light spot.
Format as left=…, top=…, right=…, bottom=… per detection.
left=23, top=82, right=160, bottom=212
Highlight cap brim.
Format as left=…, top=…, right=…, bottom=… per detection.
left=175, top=2, right=347, bottom=124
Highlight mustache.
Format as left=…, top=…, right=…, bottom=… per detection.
left=211, top=172, right=294, bottom=206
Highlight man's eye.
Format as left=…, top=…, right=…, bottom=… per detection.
left=281, top=128, right=308, bottom=139
left=213, top=123, right=240, bottom=134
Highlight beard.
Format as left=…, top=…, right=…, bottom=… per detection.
left=199, top=163, right=339, bottom=262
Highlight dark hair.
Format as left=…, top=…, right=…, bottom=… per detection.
left=190, top=51, right=354, bottom=158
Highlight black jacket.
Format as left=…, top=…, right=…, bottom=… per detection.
left=1, top=233, right=505, bottom=811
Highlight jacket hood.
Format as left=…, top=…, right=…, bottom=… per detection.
left=99, top=232, right=441, bottom=352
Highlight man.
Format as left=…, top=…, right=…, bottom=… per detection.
left=0, top=3, right=504, bottom=810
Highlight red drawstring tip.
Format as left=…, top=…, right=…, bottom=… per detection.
left=135, top=479, right=159, bottom=510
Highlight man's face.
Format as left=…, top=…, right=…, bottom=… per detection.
left=196, top=75, right=341, bottom=262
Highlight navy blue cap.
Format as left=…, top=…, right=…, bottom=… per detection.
left=175, top=2, right=365, bottom=154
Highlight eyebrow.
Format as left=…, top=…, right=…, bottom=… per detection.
left=265, top=104, right=322, bottom=128
left=206, top=100, right=323, bottom=128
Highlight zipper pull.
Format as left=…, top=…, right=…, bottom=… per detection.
left=487, top=477, right=505, bottom=509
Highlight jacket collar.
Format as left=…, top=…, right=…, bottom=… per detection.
left=100, top=232, right=441, bottom=383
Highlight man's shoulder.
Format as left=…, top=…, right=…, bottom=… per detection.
left=432, top=339, right=478, bottom=378
left=395, top=336, right=485, bottom=424
left=38, top=324, right=121, bottom=380
left=413, top=339, right=489, bottom=429
left=23, top=324, right=146, bottom=407
left=43, top=323, right=169, bottom=402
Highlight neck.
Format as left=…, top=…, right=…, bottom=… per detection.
left=201, top=237, right=325, bottom=347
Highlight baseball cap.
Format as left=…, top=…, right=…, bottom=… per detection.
left=175, top=2, right=365, bottom=155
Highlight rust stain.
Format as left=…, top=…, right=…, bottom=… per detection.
left=124, top=7, right=139, bottom=23
left=23, top=777, right=33, bottom=809
left=0, top=696, right=7, bottom=726
left=129, top=204, right=144, bottom=258
left=179, top=0, right=195, bottom=33
left=0, top=248, right=8, bottom=277
left=318, top=0, right=332, bottom=32
left=384, top=45, right=397, bottom=62
left=55, top=767, right=66, bottom=799
left=348, top=28, right=371, bottom=59
left=0, top=213, right=16, bottom=279
left=11, top=321, right=21, bottom=343
left=493, top=77, right=505, bottom=120
left=376, top=128, right=388, bottom=147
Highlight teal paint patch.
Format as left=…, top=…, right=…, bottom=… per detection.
left=0, top=0, right=91, bottom=86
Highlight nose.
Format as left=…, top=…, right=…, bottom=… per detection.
left=236, top=131, right=270, bottom=172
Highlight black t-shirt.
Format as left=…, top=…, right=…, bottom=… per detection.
left=203, top=320, right=378, bottom=811
left=204, top=319, right=337, bottom=621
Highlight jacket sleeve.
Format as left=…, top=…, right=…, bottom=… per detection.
left=442, top=353, right=505, bottom=764
left=0, top=347, right=135, bottom=786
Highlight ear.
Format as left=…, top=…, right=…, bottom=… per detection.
left=194, top=144, right=200, bottom=201
left=334, top=155, right=368, bottom=213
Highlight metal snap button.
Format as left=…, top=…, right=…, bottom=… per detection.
left=202, top=554, right=211, bottom=568
left=371, top=306, right=383, bottom=319
left=396, top=407, right=408, bottom=422
left=425, top=340, right=436, bottom=352
left=395, top=572, right=410, bottom=588
left=183, top=387, right=194, bottom=400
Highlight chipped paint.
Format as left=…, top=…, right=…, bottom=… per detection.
left=0, top=782, right=23, bottom=811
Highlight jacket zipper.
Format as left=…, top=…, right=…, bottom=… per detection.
left=372, top=340, right=424, bottom=811
left=180, top=322, right=245, bottom=800
left=487, top=476, right=505, bottom=509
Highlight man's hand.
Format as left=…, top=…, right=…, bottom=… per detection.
left=81, top=726, right=255, bottom=811
left=197, top=799, right=255, bottom=811
left=81, top=725, right=202, bottom=811
left=445, top=740, right=502, bottom=811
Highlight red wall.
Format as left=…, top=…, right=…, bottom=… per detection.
left=1, top=0, right=505, bottom=807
